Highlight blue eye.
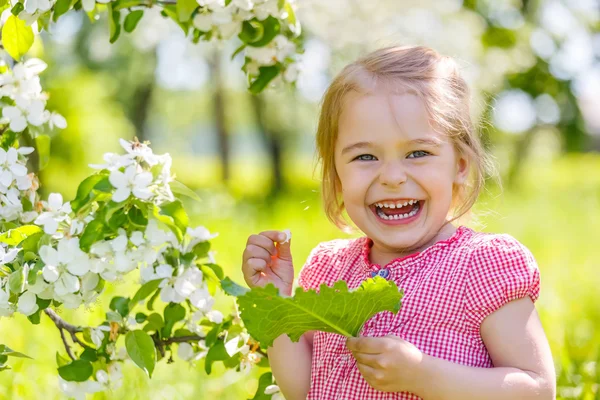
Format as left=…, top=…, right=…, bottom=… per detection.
left=407, top=150, right=430, bottom=159
left=354, top=154, right=377, bottom=161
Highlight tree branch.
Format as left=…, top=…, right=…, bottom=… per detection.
left=44, top=309, right=89, bottom=360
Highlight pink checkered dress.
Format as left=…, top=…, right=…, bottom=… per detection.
left=297, top=225, right=541, bottom=400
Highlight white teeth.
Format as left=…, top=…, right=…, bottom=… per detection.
left=374, top=200, right=419, bottom=208
left=375, top=203, right=420, bottom=220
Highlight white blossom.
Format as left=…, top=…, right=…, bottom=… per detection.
left=34, top=193, right=72, bottom=234
left=17, top=291, right=38, bottom=316
left=265, top=384, right=285, bottom=400
left=58, top=377, right=103, bottom=400
left=109, top=165, right=153, bottom=202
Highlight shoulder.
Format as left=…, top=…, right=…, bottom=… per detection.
left=296, top=237, right=363, bottom=291
left=464, top=231, right=541, bottom=324
left=467, top=231, right=538, bottom=279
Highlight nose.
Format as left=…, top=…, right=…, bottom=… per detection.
left=379, top=160, right=408, bottom=187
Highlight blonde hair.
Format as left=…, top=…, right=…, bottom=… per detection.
left=315, top=45, right=499, bottom=231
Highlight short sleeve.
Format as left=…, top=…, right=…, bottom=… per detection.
left=464, top=235, right=541, bottom=332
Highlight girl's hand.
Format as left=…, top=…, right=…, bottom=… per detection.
left=242, top=230, right=294, bottom=297
left=346, top=335, right=424, bottom=393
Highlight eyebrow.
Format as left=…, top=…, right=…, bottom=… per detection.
left=340, top=138, right=443, bottom=155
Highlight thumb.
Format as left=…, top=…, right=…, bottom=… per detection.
left=275, top=232, right=293, bottom=262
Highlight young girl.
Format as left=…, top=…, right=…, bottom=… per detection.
left=241, top=45, right=556, bottom=400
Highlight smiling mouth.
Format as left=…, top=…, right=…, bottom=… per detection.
left=369, top=200, right=424, bottom=221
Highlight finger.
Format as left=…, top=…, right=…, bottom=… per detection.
left=243, top=244, right=272, bottom=262
left=346, top=336, right=385, bottom=354
left=245, top=258, right=268, bottom=274
left=247, top=234, right=277, bottom=256
left=275, top=237, right=292, bottom=261
left=351, top=352, right=382, bottom=368
left=259, top=230, right=289, bottom=245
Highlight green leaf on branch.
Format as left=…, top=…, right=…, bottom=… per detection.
left=248, top=16, right=280, bottom=47
left=127, top=205, right=148, bottom=229
left=8, top=268, right=25, bottom=294
left=79, top=347, right=98, bottom=362
left=0, top=344, right=31, bottom=359
left=162, top=303, right=186, bottom=338
left=160, top=200, right=189, bottom=231
left=249, top=66, right=280, bottom=95
left=221, top=276, right=403, bottom=347
left=129, top=279, right=162, bottom=311
left=125, top=330, right=156, bottom=378
left=250, top=371, right=274, bottom=400
left=204, top=340, right=233, bottom=375
left=53, top=0, right=71, bottom=22
left=79, top=219, right=105, bottom=252
left=176, top=0, right=196, bottom=22
left=203, top=263, right=224, bottom=280
left=108, top=3, right=121, bottom=43
left=2, top=16, right=34, bottom=61
left=124, top=9, right=144, bottom=33
left=58, top=359, right=93, bottom=382
left=35, top=135, right=51, bottom=170
left=143, top=313, right=164, bottom=333
left=70, top=174, right=107, bottom=212
left=109, top=296, right=130, bottom=317
left=0, top=225, right=42, bottom=246
left=55, top=352, right=70, bottom=367
left=169, top=180, right=201, bottom=203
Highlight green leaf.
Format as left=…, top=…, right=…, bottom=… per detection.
left=204, top=340, right=232, bottom=375
left=143, top=313, right=164, bottom=333
left=247, top=16, right=280, bottom=47
left=169, top=180, right=201, bottom=203
left=53, top=0, right=71, bottom=22
left=109, top=296, right=130, bottom=317
left=35, top=135, right=51, bottom=170
left=162, top=303, right=185, bottom=338
left=79, top=347, right=98, bottom=362
left=125, top=330, right=156, bottom=378
left=160, top=200, right=189, bottom=232
left=58, top=359, right=93, bottom=382
left=70, top=174, right=106, bottom=212
left=21, top=231, right=44, bottom=253
left=127, top=205, right=148, bottom=229
left=160, top=4, right=189, bottom=34
left=8, top=268, right=24, bottom=294
left=124, top=9, right=143, bottom=33
left=108, top=3, right=121, bottom=43
left=79, top=219, right=105, bottom=252
left=203, top=263, right=224, bottom=280
left=129, top=279, right=162, bottom=311
left=192, top=241, right=210, bottom=259
left=0, top=345, right=31, bottom=359
left=105, top=311, right=122, bottom=322
left=0, top=225, right=42, bottom=246
left=56, top=351, right=70, bottom=367
left=223, top=276, right=403, bottom=347
left=249, top=66, right=279, bottom=95
left=250, top=372, right=274, bottom=400
left=175, top=0, right=196, bottom=22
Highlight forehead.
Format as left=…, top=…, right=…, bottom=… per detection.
left=336, top=90, right=447, bottom=146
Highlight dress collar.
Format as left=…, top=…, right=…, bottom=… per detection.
left=359, top=225, right=472, bottom=273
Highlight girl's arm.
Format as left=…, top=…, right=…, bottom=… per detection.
left=267, top=330, right=314, bottom=400
left=414, top=297, right=556, bottom=399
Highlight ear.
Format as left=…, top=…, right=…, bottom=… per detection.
left=453, top=152, right=469, bottom=185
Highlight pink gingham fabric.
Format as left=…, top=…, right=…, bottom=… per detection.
left=297, top=225, right=541, bottom=400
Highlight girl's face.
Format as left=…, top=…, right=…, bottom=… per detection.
left=334, top=90, right=469, bottom=258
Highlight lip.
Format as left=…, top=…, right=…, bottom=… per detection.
left=369, top=200, right=424, bottom=226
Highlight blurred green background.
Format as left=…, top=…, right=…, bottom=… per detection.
left=1, top=0, right=600, bottom=398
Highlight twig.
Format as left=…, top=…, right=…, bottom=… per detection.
left=44, top=309, right=88, bottom=360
